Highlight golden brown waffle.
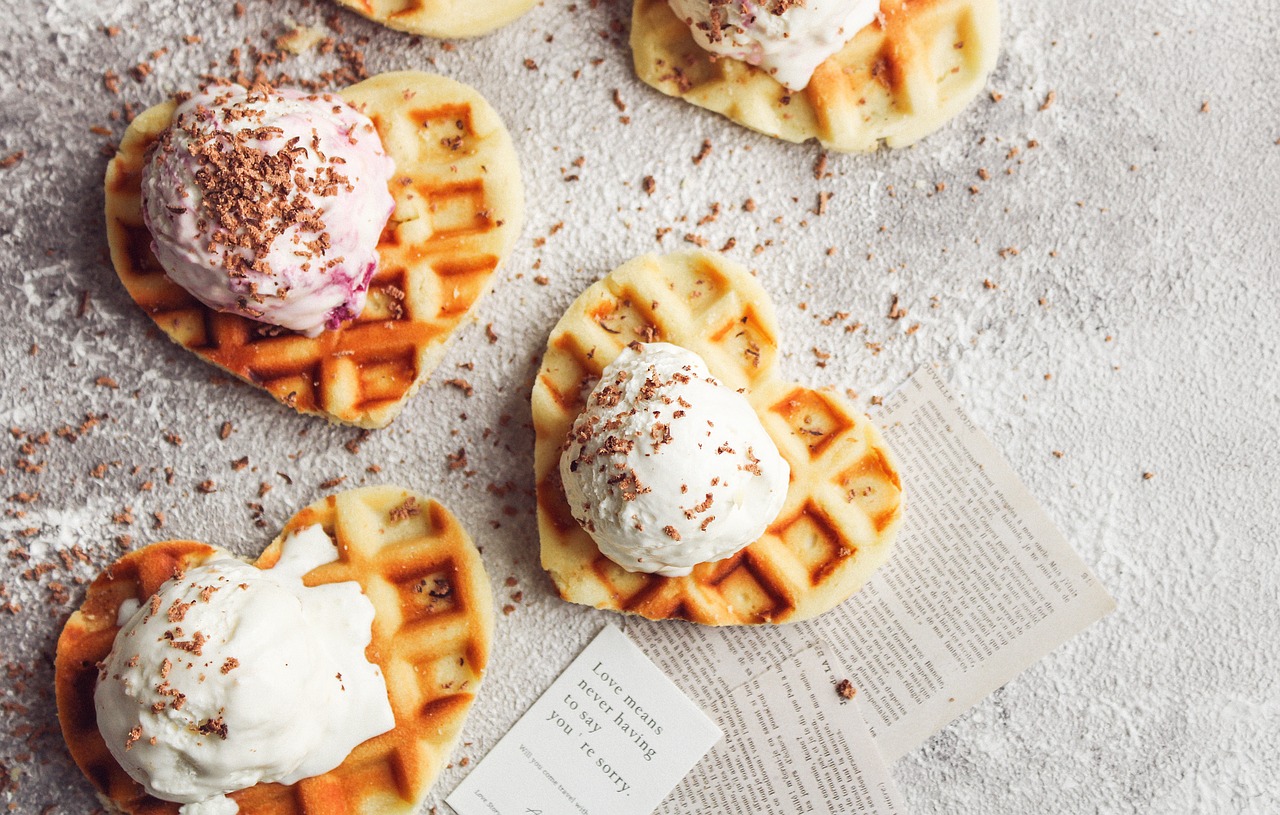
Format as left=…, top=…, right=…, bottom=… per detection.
left=55, top=485, right=494, bottom=814
left=631, top=0, right=1001, bottom=152
left=105, top=71, right=524, bottom=428
left=333, top=0, right=536, bottom=38
left=533, top=251, right=903, bottom=625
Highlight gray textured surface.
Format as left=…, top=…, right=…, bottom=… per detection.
left=1, top=0, right=1278, bottom=813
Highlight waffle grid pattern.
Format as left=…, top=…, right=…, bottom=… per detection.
left=533, top=251, right=904, bottom=625
left=631, top=0, right=1001, bottom=152
left=105, top=71, right=523, bottom=428
left=55, top=485, right=493, bottom=814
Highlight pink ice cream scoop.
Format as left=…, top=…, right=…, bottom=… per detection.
left=141, top=84, right=395, bottom=337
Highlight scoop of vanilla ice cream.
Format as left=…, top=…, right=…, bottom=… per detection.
left=141, top=84, right=395, bottom=336
left=94, top=526, right=394, bottom=812
left=559, top=342, right=790, bottom=576
left=667, top=0, right=881, bottom=90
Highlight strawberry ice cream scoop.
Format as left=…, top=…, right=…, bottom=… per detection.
left=141, top=83, right=395, bottom=337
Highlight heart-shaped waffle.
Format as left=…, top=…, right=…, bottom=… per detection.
left=55, top=485, right=494, bottom=814
left=333, top=0, right=537, bottom=38
left=631, top=0, right=1001, bottom=152
left=105, top=71, right=524, bottom=428
left=533, top=250, right=903, bottom=625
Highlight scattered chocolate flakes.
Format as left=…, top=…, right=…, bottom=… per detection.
left=169, top=631, right=207, bottom=655
left=389, top=496, right=420, bottom=522
left=523, top=58, right=538, bottom=70
left=485, top=323, right=498, bottom=344
left=611, top=88, right=627, bottom=112
left=218, top=421, right=234, bottom=440
left=813, top=153, right=830, bottom=180
left=642, top=175, right=655, bottom=196
left=1142, top=471, right=1155, bottom=480
left=197, top=717, right=229, bottom=740
left=887, top=295, right=908, bottom=320
left=692, top=139, right=712, bottom=165
left=444, top=378, right=474, bottom=397
left=344, top=429, right=370, bottom=454
left=95, top=376, right=119, bottom=389
left=0, top=151, right=25, bottom=170
left=447, top=447, right=468, bottom=471
left=418, top=576, right=452, bottom=598
left=319, top=475, right=347, bottom=490
left=1040, top=90, right=1057, bottom=111
left=197, top=480, right=217, bottom=494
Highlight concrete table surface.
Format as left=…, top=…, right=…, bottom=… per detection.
left=0, top=0, right=1276, bottom=812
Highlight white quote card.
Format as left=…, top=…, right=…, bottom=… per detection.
left=447, top=625, right=722, bottom=815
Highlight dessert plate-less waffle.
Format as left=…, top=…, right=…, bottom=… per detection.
left=631, top=0, right=1001, bottom=152
left=334, top=0, right=537, bottom=38
left=533, top=250, right=903, bottom=625
left=105, top=71, right=524, bottom=428
left=55, top=485, right=494, bottom=814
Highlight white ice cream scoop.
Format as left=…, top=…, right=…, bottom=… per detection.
left=560, top=342, right=790, bottom=576
left=667, top=0, right=881, bottom=90
left=94, top=525, right=394, bottom=813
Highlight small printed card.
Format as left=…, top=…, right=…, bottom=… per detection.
left=447, top=625, right=722, bottom=815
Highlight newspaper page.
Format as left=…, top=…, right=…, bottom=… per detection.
left=628, top=364, right=1115, bottom=764
left=662, top=644, right=904, bottom=814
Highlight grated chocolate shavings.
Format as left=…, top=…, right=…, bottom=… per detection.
left=389, top=496, right=420, bottom=522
